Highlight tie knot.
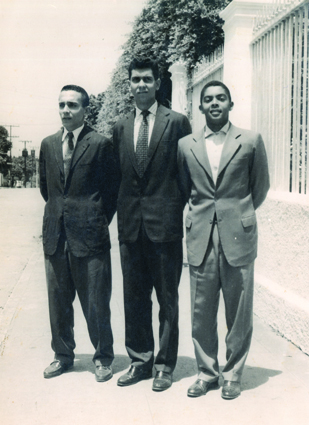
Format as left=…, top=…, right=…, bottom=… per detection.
left=141, top=110, right=150, bottom=120
left=67, top=132, right=74, bottom=150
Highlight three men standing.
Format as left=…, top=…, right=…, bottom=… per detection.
left=113, top=59, right=191, bottom=391
left=40, top=75, right=269, bottom=399
left=178, top=81, right=269, bottom=399
left=40, top=85, right=120, bottom=381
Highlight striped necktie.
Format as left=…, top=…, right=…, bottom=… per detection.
left=136, top=110, right=150, bottom=176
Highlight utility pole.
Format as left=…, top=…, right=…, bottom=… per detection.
left=2, top=124, right=19, bottom=187
left=20, top=140, right=31, bottom=188
left=36, top=155, right=39, bottom=188
left=31, top=149, right=35, bottom=188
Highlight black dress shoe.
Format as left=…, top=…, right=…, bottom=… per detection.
left=43, top=360, right=73, bottom=379
left=152, top=371, right=172, bottom=392
left=117, top=366, right=153, bottom=387
left=221, top=380, right=241, bottom=399
left=187, top=379, right=219, bottom=397
left=95, top=365, right=113, bottom=382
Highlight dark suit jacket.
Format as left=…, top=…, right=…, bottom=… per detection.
left=113, top=104, right=192, bottom=243
left=178, top=124, right=270, bottom=267
left=39, top=125, right=120, bottom=257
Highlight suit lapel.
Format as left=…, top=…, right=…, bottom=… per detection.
left=146, top=105, right=169, bottom=168
left=190, top=129, right=213, bottom=182
left=123, top=112, right=140, bottom=175
left=52, top=130, right=64, bottom=175
left=70, top=126, right=91, bottom=170
left=217, top=124, right=242, bottom=177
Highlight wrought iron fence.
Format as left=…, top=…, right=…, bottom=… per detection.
left=251, top=0, right=309, bottom=194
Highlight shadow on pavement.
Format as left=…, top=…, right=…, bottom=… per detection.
left=173, top=356, right=197, bottom=381
left=70, top=355, right=280, bottom=390
left=71, top=354, right=197, bottom=381
left=174, top=359, right=282, bottom=389
left=240, top=365, right=282, bottom=391
left=73, top=353, right=131, bottom=375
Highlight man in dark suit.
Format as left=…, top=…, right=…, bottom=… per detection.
left=39, top=85, right=120, bottom=381
left=178, top=81, right=269, bottom=399
left=113, top=59, right=191, bottom=391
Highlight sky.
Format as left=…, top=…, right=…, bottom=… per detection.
left=0, top=0, right=146, bottom=156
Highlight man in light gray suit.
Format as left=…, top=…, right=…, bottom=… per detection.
left=178, top=81, right=269, bottom=399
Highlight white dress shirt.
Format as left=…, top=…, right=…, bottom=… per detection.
left=134, top=101, right=158, bottom=150
left=62, top=124, right=84, bottom=156
left=205, top=121, right=230, bottom=183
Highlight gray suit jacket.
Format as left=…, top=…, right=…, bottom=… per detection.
left=178, top=124, right=270, bottom=267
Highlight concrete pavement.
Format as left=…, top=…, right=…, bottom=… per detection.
left=0, top=188, right=309, bottom=425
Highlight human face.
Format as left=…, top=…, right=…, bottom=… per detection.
left=199, top=86, right=234, bottom=132
left=58, top=90, right=88, bottom=131
left=130, top=68, right=161, bottom=110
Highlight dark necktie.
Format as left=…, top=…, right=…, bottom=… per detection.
left=63, top=131, right=74, bottom=181
left=136, top=110, right=150, bottom=176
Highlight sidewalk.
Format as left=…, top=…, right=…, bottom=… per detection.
left=0, top=189, right=309, bottom=425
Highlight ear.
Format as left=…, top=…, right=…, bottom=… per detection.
left=155, top=78, right=161, bottom=91
left=199, top=105, right=203, bottom=113
left=229, top=102, right=234, bottom=111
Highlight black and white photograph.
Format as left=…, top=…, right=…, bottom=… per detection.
left=0, top=1, right=309, bottom=424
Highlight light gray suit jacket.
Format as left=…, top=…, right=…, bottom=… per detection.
left=178, top=124, right=270, bottom=267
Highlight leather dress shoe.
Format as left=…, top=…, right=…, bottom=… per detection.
left=221, top=380, right=241, bottom=399
left=43, top=360, right=73, bottom=379
left=117, top=366, right=152, bottom=387
left=95, top=365, right=113, bottom=382
left=187, top=379, right=219, bottom=397
left=152, top=371, right=172, bottom=392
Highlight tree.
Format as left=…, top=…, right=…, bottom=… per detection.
left=0, top=126, right=12, bottom=175
left=124, top=0, right=229, bottom=73
left=11, top=155, right=38, bottom=186
left=11, top=157, right=24, bottom=181
left=96, top=0, right=232, bottom=136
left=96, top=56, right=135, bottom=137
left=85, top=92, right=105, bottom=128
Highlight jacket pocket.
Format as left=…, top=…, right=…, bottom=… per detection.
left=230, top=156, right=248, bottom=165
left=241, top=214, right=256, bottom=228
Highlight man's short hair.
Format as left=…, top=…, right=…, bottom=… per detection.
left=61, top=85, right=90, bottom=107
left=128, top=59, right=160, bottom=81
left=200, top=80, right=232, bottom=104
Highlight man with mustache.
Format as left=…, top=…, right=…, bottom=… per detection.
left=113, top=59, right=191, bottom=391
left=178, top=81, right=269, bottom=399
left=40, top=85, right=120, bottom=382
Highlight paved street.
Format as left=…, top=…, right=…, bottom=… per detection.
left=0, top=188, right=309, bottom=425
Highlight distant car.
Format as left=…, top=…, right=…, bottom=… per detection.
left=15, top=180, right=22, bottom=188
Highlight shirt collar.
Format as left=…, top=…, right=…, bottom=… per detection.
left=136, top=101, right=158, bottom=119
left=62, top=124, right=84, bottom=142
left=205, top=121, right=230, bottom=138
